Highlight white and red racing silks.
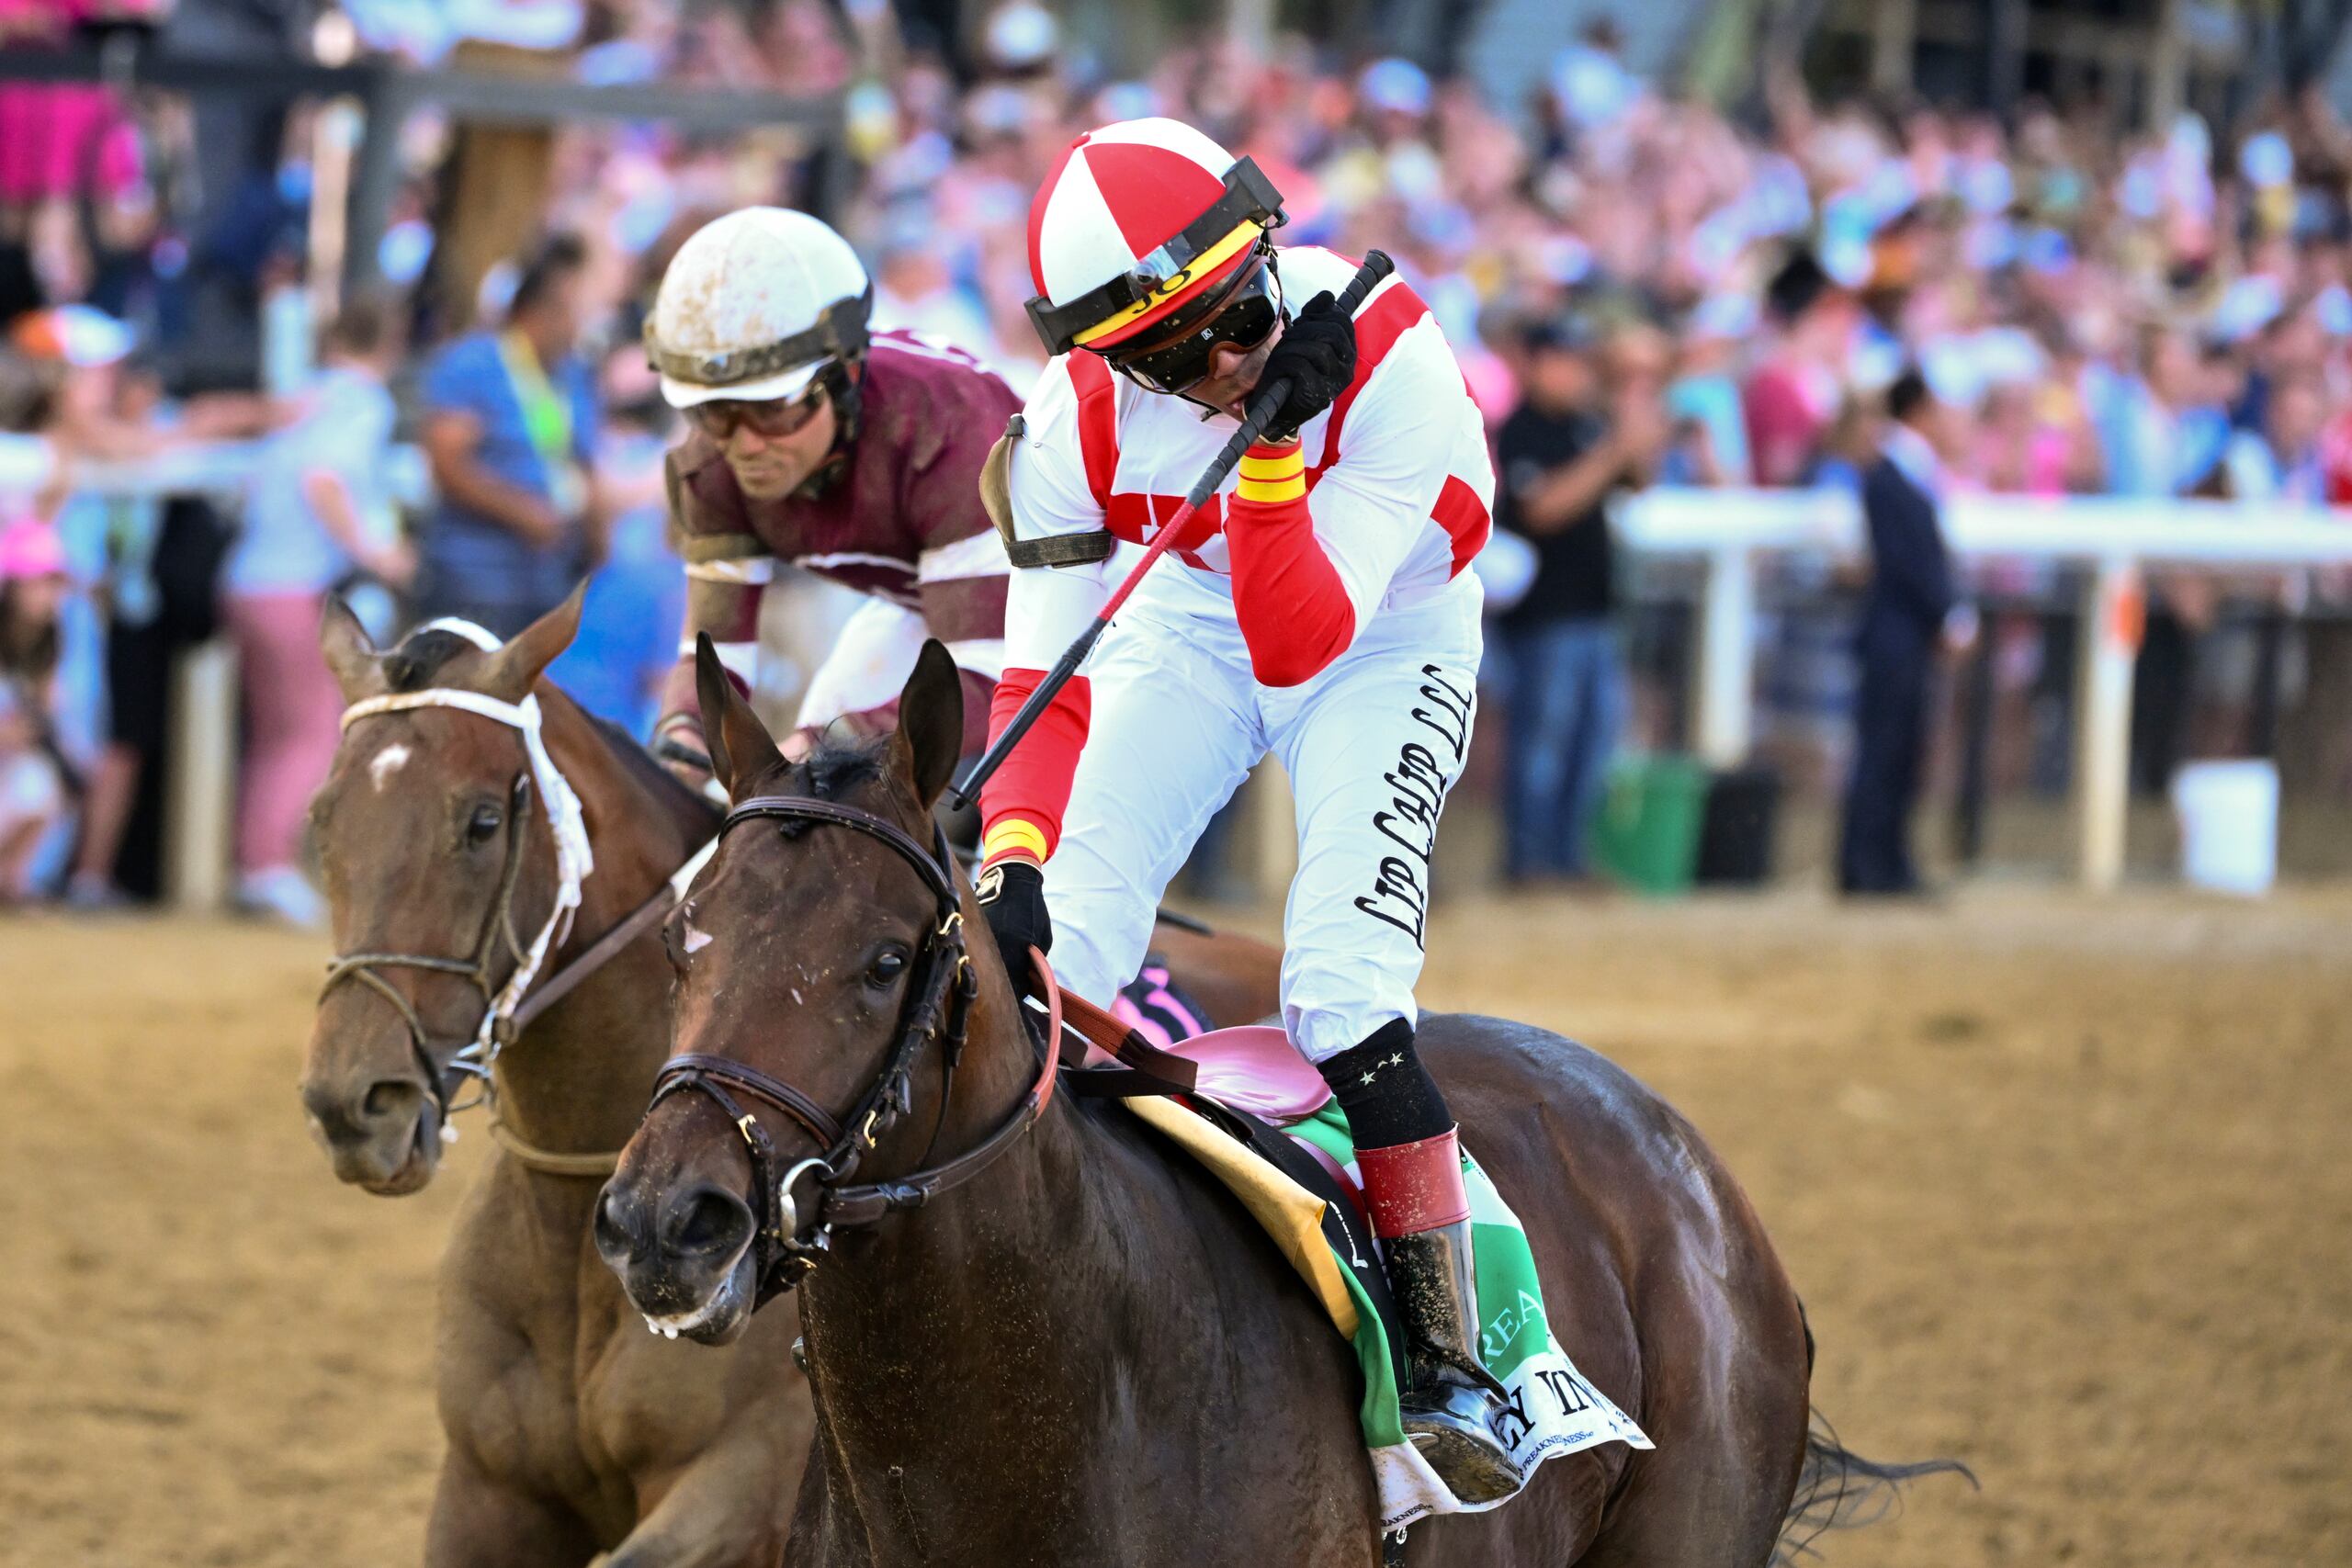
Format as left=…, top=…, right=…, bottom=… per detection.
left=978, top=247, right=1494, bottom=871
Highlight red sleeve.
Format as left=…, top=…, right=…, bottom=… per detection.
left=978, top=667, right=1091, bottom=866
left=1225, top=439, right=1355, bottom=688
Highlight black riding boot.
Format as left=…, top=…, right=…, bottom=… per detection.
left=1319, top=1023, right=1521, bottom=1505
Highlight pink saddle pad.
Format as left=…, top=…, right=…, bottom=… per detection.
left=1150, top=1024, right=1333, bottom=1123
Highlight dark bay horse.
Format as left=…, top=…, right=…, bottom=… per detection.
left=594, top=638, right=1939, bottom=1565
left=300, top=596, right=1291, bottom=1565
left=302, top=592, right=809, bottom=1566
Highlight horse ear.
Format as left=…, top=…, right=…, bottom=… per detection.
left=695, top=632, right=783, bottom=801
left=319, top=595, right=379, bottom=700
left=890, top=640, right=964, bottom=810
left=482, top=582, right=585, bottom=702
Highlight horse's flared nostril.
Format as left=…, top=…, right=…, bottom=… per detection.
left=594, top=1184, right=642, bottom=1266
left=664, top=1183, right=755, bottom=1262
left=361, top=1077, right=423, bottom=1124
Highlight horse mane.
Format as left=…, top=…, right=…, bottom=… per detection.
left=582, top=705, right=723, bottom=829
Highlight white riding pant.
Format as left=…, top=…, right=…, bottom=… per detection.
left=1043, top=569, right=1482, bottom=1065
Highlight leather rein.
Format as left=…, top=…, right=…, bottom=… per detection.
left=646, top=793, right=1060, bottom=1307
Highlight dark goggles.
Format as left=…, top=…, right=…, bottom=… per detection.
left=1096, top=250, right=1284, bottom=396
left=682, top=380, right=830, bottom=441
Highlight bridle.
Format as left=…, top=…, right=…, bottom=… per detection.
left=322, top=621, right=712, bottom=1159
left=646, top=792, right=1058, bottom=1306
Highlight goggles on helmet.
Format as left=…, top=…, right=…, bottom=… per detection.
left=645, top=286, right=875, bottom=391
left=1026, top=156, right=1286, bottom=358
left=1098, top=247, right=1284, bottom=396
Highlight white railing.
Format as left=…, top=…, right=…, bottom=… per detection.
left=1614, top=485, right=2352, bottom=890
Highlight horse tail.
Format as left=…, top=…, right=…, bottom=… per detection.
left=1772, top=1303, right=1976, bottom=1563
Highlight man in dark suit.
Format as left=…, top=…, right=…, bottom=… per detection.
left=1839, top=368, right=1973, bottom=896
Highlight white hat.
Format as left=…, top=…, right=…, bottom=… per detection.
left=647, top=208, right=873, bottom=409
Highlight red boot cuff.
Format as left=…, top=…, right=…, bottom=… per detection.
left=1355, top=1127, right=1471, bottom=1237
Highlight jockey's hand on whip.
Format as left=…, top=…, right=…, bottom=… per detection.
left=976, top=861, right=1052, bottom=994
left=1260, top=291, right=1359, bottom=443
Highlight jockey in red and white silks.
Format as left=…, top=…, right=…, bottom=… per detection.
left=986, top=241, right=1491, bottom=1063
left=978, top=116, right=1517, bottom=1503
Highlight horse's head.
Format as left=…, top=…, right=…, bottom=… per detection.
left=594, top=633, right=978, bottom=1344
left=298, top=591, right=582, bottom=1193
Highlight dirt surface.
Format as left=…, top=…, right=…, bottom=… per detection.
left=3, top=890, right=2347, bottom=1566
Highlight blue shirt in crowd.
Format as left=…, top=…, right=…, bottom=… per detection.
left=417, top=331, right=598, bottom=633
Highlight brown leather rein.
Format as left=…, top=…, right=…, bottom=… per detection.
left=646, top=793, right=1062, bottom=1305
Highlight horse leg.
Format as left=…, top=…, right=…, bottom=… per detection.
left=423, top=1450, right=599, bottom=1568
left=601, top=1435, right=792, bottom=1568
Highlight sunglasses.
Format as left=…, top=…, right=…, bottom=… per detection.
left=684, top=383, right=829, bottom=441
left=1097, top=253, right=1284, bottom=396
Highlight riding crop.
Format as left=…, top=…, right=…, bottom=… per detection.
left=953, top=247, right=1395, bottom=808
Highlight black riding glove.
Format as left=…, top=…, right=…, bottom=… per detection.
left=976, top=860, right=1052, bottom=991
left=1258, top=291, right=1357, bottom=444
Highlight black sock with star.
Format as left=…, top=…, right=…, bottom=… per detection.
left=1317, top=1019, right=1453, bottom=1151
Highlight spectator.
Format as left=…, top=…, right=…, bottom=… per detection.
left=2225, top=368, right=2326, bottom=502
left=0, top=514, right=72, bottom=902
left=1839, top=369, right=1972, bottom=897
left=543, top=345, right=683, bottom=735
left=1744, top=252, right=1857, bottom=487
left=1493, top=318, right=1664, bottom=886
left=222, top=298, right=408, bottom=925
left=417, top=233, right=602, bottom=638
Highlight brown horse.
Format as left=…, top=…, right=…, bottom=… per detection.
left=594, top=639, right=1951, bottom=1566
left=300, top=596, right=1289, bottom=1566
left=301, top=592, right=809, bottom=1567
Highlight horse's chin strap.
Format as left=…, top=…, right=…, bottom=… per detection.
left=325, top=679, right=595, bottom=1115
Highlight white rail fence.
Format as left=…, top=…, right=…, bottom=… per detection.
left=1615, top=487, right=2352, bottom=889
left=10, top=428, right=2352, bottom=901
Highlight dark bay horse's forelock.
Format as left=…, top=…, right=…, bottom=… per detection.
left=596, top=635, right=1957, bottom=1567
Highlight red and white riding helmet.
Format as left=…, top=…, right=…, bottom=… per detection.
left=1024, top=117, right=1285, bottom=358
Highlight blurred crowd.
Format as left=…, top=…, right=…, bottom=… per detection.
left=6, top=0, right=2352, bottom=912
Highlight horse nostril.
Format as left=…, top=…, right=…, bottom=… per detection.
left=667, top=1184, right=754, bottom=1260
left=594, top=1187, right=636, bottom=1261
left=361, top=1078, right=422, bottom=1123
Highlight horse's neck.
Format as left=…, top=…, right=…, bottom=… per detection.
left=491, top=694, right=714, bottom=1162
left=793, top=983, right=1174, bottom=1540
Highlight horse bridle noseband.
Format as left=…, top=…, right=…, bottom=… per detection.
left=648, top=793, right=1058, bottom=1306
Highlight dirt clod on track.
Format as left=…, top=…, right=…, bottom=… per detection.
left=3, top=889, right=2348, bottom=1567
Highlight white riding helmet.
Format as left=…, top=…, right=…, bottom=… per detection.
left=647, top=208, right=874, bottom=410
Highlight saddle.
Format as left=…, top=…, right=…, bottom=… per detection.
left=1054, top=991, right=1404, bottom=1384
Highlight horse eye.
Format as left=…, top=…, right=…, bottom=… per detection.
left=467, top=802, right=503, bottom=843
left=866, top=949, right=909, bottom=987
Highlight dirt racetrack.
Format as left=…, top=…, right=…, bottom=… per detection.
left=3, top=888, right=2347, bottom=1567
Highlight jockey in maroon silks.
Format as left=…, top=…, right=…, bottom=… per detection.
left=642, top=208, right=1021, bottom=776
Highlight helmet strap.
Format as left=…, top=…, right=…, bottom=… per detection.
left=792, top=358, right=864, bottom=501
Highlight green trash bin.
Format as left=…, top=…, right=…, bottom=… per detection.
left=1589, top=753, right=1709, bottom=897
